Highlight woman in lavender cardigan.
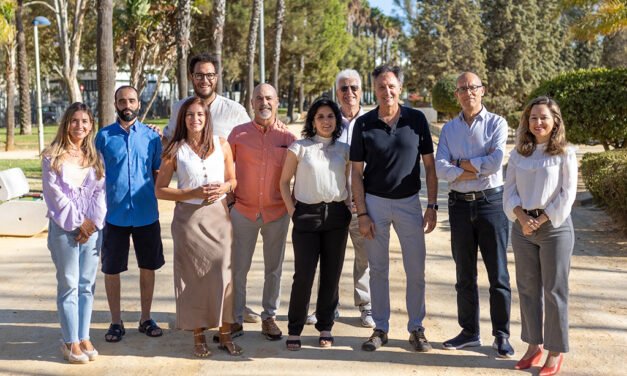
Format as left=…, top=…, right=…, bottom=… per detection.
left=42, top=102, right=106, bottom=364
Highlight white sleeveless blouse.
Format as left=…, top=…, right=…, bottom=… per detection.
left=176, top=136, right=225, bottom=205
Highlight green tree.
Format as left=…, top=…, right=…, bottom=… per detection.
left=561, top=0, right=627, bottom=40
left=602, top=29, right=627, bottom=67
left=0, top=0, right=16, bottom=150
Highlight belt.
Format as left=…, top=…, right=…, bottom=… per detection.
left=450, top=186, right=503, bottom=201
left=523, top=208, right=545, bottom=218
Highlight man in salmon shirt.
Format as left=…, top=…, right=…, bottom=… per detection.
left=226, top=83, right=296, bottom=341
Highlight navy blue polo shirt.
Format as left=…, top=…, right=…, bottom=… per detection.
left=350, top=105, right=434, bottom=199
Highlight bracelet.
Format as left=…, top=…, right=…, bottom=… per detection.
left=357, top=212, right=368, bottom=217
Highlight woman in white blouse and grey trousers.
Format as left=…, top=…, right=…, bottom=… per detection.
left=504, top=96, right=577, bottom=376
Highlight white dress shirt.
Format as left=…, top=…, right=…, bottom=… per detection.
left=503, top=143, right=578, bottom=228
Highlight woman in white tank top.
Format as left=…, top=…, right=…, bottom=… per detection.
left=155, top=97, right=240, bottom=357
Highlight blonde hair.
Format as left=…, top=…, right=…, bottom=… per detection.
left=42, top=102, right=104, bottom=179
left=516, top=96, right=567, bottom=157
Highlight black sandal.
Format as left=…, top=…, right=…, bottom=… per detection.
left=105, top=321, right=125, bottom=342
left=138, top=318, right=163, bottom=337
left=319, top=336, right=334, bottom=348
left=286, top=339, right=302, bottom=351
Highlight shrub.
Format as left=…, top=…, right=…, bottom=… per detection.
left=483, top=95, right=521, bottom=128
left=580, top=150, right=627, bottom=226
left=528, top=68, right=627, bottom=150
left=431, top=74, right=460, bottom=119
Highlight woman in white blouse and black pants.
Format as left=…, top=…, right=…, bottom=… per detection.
left=504, top=96, right=577, bottom=376
left=280, top=98, right=352, bottom=351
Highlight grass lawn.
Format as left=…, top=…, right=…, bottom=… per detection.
left=0, top=126, right=58, bottom=150
left=0, top=159, right=42, bottom=179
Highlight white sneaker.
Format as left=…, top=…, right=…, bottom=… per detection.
left=243, top=306, right=261, bottom=323
left=305, top=312, right=317, bottom=325
left=360, top=310, right=375, bottom=328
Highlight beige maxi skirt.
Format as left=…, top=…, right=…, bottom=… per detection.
left=171, top=199, right=235, bottom=330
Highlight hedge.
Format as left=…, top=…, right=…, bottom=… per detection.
left=528, top=68, right=627, bottom=150
left=580, top=150, right=627, bottom=226
left=431, top=74, right=460, bottom=118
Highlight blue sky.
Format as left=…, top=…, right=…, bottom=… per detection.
left=368, top=0, right=401, bottom=17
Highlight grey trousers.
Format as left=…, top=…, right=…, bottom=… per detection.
left=511, top=217, right=574, bottom=353
left=231, top=207, right=290, bottom=323
left=348, top=213, right=371, bottom=309
left=364, top=193, right=427, bottom=333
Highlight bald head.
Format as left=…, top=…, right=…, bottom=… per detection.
left=454, top=71, right=485, bottom=114
left=252, top=83, right=279, bottom=124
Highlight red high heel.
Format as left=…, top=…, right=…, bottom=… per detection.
left=514, top=348, right=543, bottom=370
left=539, top=354, right=564, bottom=376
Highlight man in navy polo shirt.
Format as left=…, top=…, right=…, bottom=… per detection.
left=351, top=64, right=438, bottom=352
left=96, top=85, right=165, bottom=343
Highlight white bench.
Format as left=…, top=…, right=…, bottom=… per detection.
left=0, top=168, right=48, bottom=236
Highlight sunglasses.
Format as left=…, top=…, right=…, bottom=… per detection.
left=340, top=85, right=360, bottom=93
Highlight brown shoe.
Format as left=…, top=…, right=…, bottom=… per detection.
left=261, top=317, right=282, bottom=341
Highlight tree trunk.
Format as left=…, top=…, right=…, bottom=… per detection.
left=96, top=0, right=116, bottom=128
left=176, top=0, right=191, bottom=99
left=16, top=0, right=31, bottom=135
left=141, top=60, right=173, bottom=123
left=53, top=0, right=87, bottom=103
left=298, top=55, right=304, bottom=114
left=244, top=0, right=262, bottom=117
left=5, top=46, right=16, bottom=151
left=271, top=0, right=285, bottom=90
left=211, top=0, right=226, bottom=94
left=287, top=72, right=294, bottom=121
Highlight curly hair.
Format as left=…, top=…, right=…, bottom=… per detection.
left=301, top=97, right=344, bottom=143
left=516, top=96, right=567, bottom=157
left=162, top=97, right=214, bottom=161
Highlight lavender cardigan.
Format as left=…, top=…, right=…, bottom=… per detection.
left=42, top=156, right=106, bottom=232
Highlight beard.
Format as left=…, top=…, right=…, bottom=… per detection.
left=257, top=107, right=273, bottom=120
left=194, top=85, right=214, bottom=100
left=116, top=108, right=139, bottom=122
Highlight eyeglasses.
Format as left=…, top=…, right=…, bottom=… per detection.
left=455, top=85, right=482, bottom=94
left=192, top=72, right=218, bottom=81
left=340, top=85, right=360, bottom=93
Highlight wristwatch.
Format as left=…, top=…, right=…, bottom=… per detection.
left=427, top=203, right=439, bottom=211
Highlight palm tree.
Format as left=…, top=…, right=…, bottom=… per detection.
left=211, top=0, right=225, bottom=94
left=244, top=0, right=262, bottom=117
left=271, top=0, right=285, bottom=90
left=176, top=0, right=191, bottom=99
left=15, top=0, right=30, bottom=135
left=0, top=0, right=16, bottom=150
left=562, top=0, right=627, bottom=39
left=97, top=0, right=115, bottom=128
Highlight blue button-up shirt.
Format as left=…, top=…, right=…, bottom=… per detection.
left=95, top=121, right=162, bottom=227
left=435, top=106, right=508, bottom=193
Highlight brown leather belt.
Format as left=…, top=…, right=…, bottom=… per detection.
left=523, top=208, right=545, bottom=218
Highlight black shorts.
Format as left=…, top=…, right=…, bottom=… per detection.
left=101, top=220, right=165, bottom=274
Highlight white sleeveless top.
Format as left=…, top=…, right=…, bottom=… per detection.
left=176, top=136, right=225, bottom=205
left=63, top=162, right=90, bottom=188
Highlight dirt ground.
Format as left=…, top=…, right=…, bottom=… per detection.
left=0, top=133, right=625, bottom=375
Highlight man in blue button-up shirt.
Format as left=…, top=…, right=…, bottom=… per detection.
left=95, top=85, right=165, bottom=343
left=435, top=72, right=513, bottom=358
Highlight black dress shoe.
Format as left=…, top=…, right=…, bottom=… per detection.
left=492, top=336, right=515, bottom=358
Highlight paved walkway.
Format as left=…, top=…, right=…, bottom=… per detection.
left=0, top=121, right=624, bottom=375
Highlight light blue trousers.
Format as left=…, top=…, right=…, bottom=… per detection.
left=48, top=220, right=101, bottom=343
left=364, top=193, right=427, bottom=333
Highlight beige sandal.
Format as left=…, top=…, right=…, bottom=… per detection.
left=218, top=332, right=243, bottom=356
left=193, top=332, right=211, bottom=357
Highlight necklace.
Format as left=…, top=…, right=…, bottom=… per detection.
left=67, top=148, right=83, bottom=158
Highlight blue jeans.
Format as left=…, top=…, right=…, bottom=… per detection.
left=47, top=220, right=101, bottom=343
left=448, top=189, right=511, bottom=338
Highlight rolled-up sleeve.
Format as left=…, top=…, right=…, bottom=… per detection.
left=435, top=128, right=464, bottom=183
left=42, top=157, right=83, bottom=232
left=503, top=155, right=521, bottom=223
left=544, top=148, right=578, bottom=228
left=469, top=118, right=508, bottom=176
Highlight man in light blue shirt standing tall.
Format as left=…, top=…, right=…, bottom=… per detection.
left=435, top=72, right=514, bottom=358
left=96, top=85, right=165, bottom=343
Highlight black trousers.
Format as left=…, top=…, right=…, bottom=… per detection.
left=287, top=201, right=351, bottom=336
